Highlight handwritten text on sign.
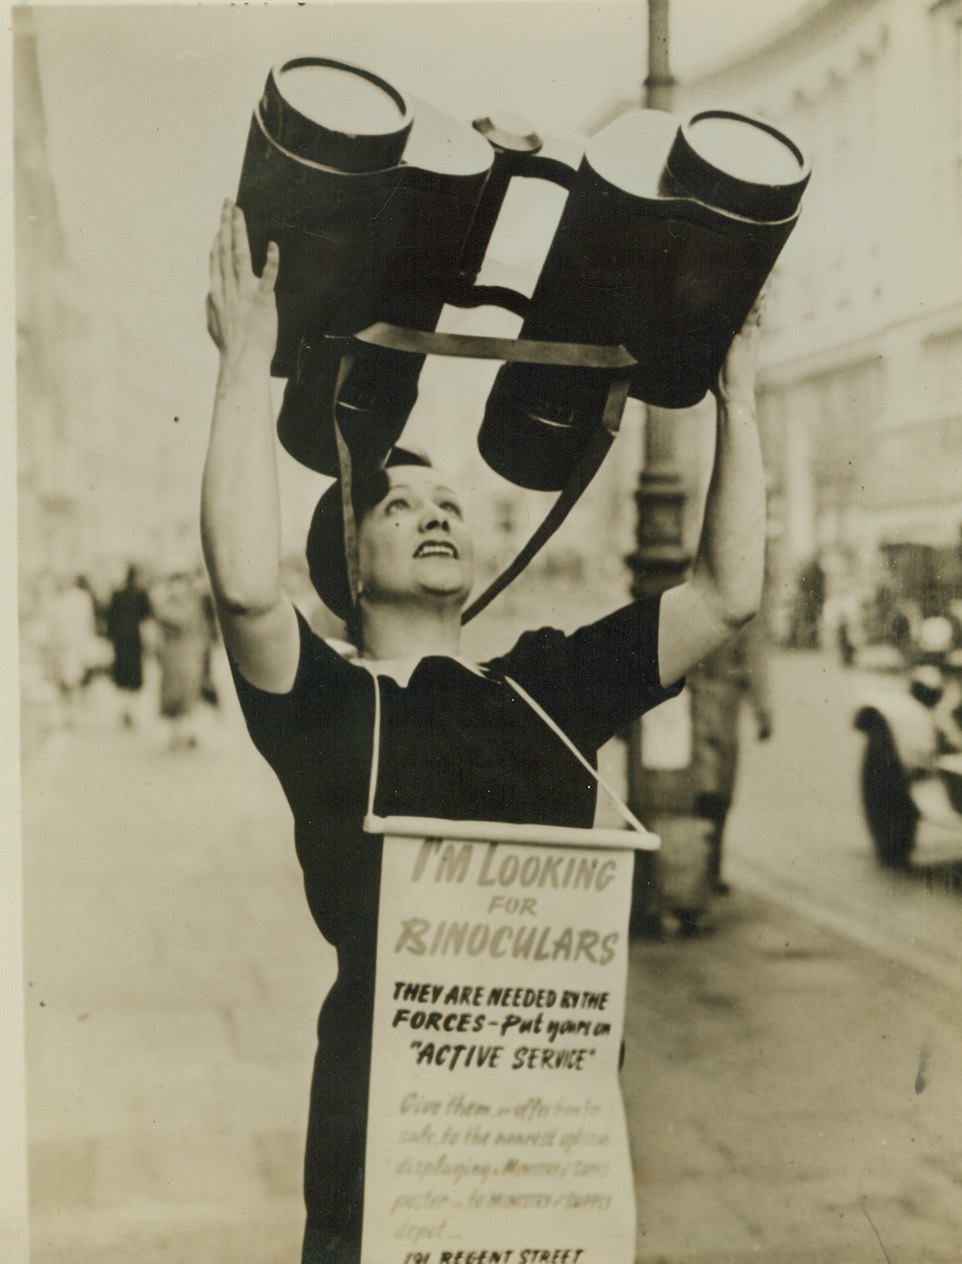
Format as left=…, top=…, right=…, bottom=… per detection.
left=362, top=826, right=638, bottom=1264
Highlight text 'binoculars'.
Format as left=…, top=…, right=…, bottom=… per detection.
left=237, top=56, right=810, bottom=491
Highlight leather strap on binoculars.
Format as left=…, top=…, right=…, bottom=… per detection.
left=353, top=321, right=638, bottom=371
left=331, top=350, right=362, bottom=610
left=460, top=370, right=631, bottom=624
left=330, top=324, right=636, bottom=627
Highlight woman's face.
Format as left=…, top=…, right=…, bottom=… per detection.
left=356, top=465, right=475, bottom=609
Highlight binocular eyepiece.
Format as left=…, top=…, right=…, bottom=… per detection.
left=236, top=57, right=810, bottom=491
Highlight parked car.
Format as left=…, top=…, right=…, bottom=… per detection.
left=854, top=617, right=962, bottom=868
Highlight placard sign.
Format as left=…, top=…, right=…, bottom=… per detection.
left=361, top=815, right=659, bottom=1264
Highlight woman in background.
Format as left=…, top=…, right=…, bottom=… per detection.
left=105, top=564, right=152, bottom=727
left=151, top=568, right=215, bottom=750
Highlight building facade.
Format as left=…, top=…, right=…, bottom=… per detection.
left=676, top=0, right=962, bottom=615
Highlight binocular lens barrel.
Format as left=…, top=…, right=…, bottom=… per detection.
left=279, top=63, right=409, bottom=138
left=257, top=56, right=413, bottom=172
left=236, top=58, right=492, bottom=476
left=681, top=113, right=808, bottom=192
left=479, top=109, right=810, bottom=489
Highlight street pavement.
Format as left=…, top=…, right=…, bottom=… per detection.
left=20, top=648, right=962, bottom=1264
left=625, top=649, right=962, bottom=1264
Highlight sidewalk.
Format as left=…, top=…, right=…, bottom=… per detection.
left=623, top=887, right=962, bottom=1264
left=23, top=694, right=334, bottom=1264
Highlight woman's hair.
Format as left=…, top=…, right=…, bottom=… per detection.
left=306, top=447, right=433, bottom=629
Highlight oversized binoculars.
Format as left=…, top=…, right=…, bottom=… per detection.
left=237, top=57, right=810, bottom=491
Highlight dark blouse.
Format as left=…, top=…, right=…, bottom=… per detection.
left=229, top=596, right=679, bottom=1263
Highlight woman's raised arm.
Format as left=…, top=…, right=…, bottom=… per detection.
left=200, top=200, right=299, bottom=693
left=656, top=294, right=768, bottom=687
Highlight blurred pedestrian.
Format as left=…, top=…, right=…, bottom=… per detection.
left=831, top=591, right=859, bottom=667
left=48, top=574, right=106, bottom=726
left=789, top=554, right=825, bottom=649
left=688, top=613, right=773, bottom=904
left=105, top=564, right=152, bottom=726
left=151, top=568, right=215, bottom=749
left=199, top=587, right=221, bottom=708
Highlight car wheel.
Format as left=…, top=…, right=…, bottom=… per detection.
left=860, top=723, right=918, bottom=869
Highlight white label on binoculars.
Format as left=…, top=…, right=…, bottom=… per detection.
left=361, top=831, right=637, bottom=1264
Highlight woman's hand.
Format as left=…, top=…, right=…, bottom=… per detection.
left=714, top=285, right=768, bottom=409
left=201, top=199, right=299, bottom=696
left=206, top=200, right=279, bottom=367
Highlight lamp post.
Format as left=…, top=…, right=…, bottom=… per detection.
left=644, top=0, right=674, bottom=111
left=627, top=0, right=689, bottom=608
left=626, top=0, right=694, bottom=927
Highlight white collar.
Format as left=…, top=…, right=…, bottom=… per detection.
left=356, top=655, right=488, bottom=687
left=324, top=638, right=490, bottom=686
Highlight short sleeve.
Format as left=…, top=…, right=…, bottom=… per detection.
left=227, top=607, right=355, bottom=772
left=485, top=595, right=684, bottom=753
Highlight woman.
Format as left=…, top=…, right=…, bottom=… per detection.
left=106, top=565, right=152, bottom=726
left=202, top=201, right=767, bottom=1262
left=151, top=568, right=215, bottom=750
left=688, top=615, right=773, bottom=905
